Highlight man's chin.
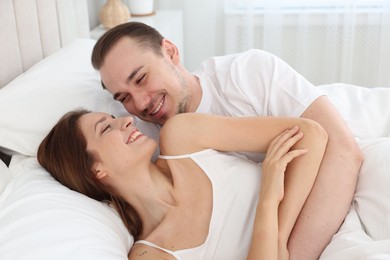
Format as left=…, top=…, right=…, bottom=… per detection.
left=142, top=116, right=166, bottom=126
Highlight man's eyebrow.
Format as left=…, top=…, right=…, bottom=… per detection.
left=127, top=66, right=144, bottom=84
left=112, top=65, right=144, bottom=101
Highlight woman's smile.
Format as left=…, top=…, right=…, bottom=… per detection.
left=127, top=129, right=143, bottom=144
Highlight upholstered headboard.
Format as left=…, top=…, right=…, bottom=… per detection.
left=0, top=0, right=90, bottom=88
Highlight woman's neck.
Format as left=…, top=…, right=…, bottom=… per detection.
left=120, top=162, right=176, bottom=237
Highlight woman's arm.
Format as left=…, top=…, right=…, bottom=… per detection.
left=160, top=113, right=326, bottom=155
left=161, top=113, right=328, bottom=258
left=248, top=126, right=307, bottom=260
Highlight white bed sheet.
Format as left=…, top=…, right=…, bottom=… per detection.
left=321, top=207, right=390, bottom=260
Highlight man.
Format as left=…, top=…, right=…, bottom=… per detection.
left=91, top=22, right=363, bottom=260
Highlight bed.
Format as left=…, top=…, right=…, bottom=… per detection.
left=0, top=0, right=390, bottom=259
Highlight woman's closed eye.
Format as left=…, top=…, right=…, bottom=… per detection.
left=102, top=124, right=111, bottom=133
left=102, top=116, right=115, bottom=133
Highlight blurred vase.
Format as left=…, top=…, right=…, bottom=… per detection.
left=128, top=0, right=155, bottom=16
left=100, top=0, right=130, bottom=29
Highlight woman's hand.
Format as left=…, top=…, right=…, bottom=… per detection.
left=248, top=126, right=308, bottom=260
left=259, top=126, right=307, bottom=204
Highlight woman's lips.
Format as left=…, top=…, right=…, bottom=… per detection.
left=127, top=129, right=143, bottom=144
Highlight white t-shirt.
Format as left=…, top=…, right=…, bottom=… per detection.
left=193, top=49, right=323, bottom=118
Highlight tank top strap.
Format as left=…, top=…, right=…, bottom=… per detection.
left=158, top=149, right=215, bottom=160
left=134, top=240, right=181, bottom=259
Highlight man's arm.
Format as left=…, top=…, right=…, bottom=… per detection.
left=288, top=96, right=364, bottom=260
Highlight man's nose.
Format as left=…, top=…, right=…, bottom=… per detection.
left=133, top=92, right=151, bottom=113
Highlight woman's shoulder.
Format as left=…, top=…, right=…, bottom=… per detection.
left=128, top=242, right=176, bottom=260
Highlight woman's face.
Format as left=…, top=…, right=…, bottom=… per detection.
left=79, top=112, right=157, bottom=179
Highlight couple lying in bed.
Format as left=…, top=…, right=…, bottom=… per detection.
left=37, top=22, right=363, bottom=259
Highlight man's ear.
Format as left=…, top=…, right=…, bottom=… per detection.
left=162, top=39, right=180, bottom=65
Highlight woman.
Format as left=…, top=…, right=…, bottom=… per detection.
left=37, top=110, right=327, bottom=259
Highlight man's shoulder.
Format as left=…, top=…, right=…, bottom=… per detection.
left=198, top=49, right=272, bottom=71
left=213, top=49, right=272, bottom=61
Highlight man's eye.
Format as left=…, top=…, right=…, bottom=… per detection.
left=119, top=96, right=129, bottom=103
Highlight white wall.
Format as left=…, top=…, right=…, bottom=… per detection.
left=87, top=0, right=105, bottom=29
left=86, top=0, right=225, bottom=71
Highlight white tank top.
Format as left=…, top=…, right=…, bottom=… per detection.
left=135, top=149, right=262, bottom=259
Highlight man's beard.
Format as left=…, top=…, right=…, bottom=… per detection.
left=175, top=68, right=189, bottom=115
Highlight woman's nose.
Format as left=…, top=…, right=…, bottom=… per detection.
left=121, top=116, right=134, bottom=129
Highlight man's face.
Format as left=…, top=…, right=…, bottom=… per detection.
left=100, top=37, right=191, bottom=125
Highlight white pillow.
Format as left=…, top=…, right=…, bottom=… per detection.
left=0, top=39, right=160, bottom=157
left=0, top=155, right=132, bottom=259
left=318, top=83, right=390, bottom=138
left=0, top=160, right=10, bottom=195
left=353, top=138, right=390, bottom=240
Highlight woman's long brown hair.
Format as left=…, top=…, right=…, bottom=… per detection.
left=37, top=109, right=143, bottom=240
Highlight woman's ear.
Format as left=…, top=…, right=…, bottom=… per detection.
left=95, top=169, right=108, bottom=180
left=93, top=162, right=108, bottom=180
left=162, top=39, right=180, bottom=65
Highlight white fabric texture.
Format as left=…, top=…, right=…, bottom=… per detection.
left=0, top=155, right=132, bottom=260
left=0, top=160, right=10, bottom=195
left=320, top=207, right=390, bottom=259
left=144, top=149, right=261, bottom=259
left=194, top=49, right=323, bottom=118
left=0, top=39, right=160, bottom=158
left=318, top=83, right=390, bottom=138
